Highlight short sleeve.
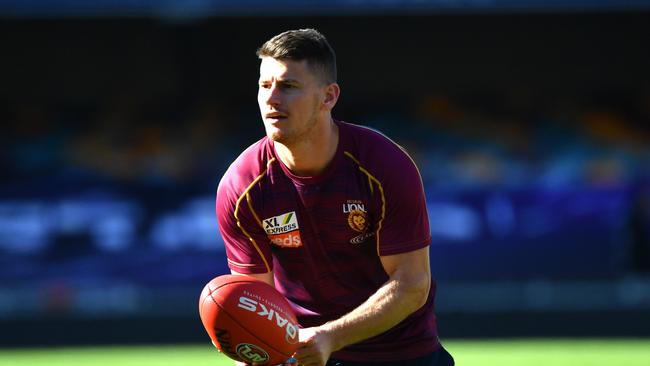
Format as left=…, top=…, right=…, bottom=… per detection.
left=375, top=147, right=431, bottom=256
left=216, top=176, right=273, bottom=274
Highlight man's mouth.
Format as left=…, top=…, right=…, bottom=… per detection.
left=265, top=112, right=288, bottom=121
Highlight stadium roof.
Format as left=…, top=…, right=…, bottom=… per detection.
left=1, top=0, right=650, bottom=18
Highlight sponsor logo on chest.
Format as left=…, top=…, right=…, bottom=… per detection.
left=263, top=211, right=302, bottom=248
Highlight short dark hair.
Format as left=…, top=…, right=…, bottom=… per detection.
left=257, top=28, right=337, bottom=84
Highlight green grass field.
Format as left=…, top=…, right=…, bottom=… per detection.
left=1, top=339, right=649, bottom=366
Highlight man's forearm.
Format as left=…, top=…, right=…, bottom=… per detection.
left=318, top=272, right=430, bottom=352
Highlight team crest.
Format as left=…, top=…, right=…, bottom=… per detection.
left=343, top=200, right=374, bottom=244
left=347, top=209, right=368, bottom=233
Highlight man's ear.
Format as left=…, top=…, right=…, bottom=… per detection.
left=322, top=83, right=340, bottom=111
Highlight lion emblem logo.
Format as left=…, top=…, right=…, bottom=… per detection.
left=347, top=209, right=368, bottom=233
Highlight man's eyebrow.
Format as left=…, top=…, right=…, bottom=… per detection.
left=258, top=77, right=302, bottom=85
left=276, top=78, right=301, bottom=84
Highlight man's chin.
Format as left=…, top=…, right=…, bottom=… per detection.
left=265, top=130, right=287, bottom=144
left=264, top=125, right=288, bottom=142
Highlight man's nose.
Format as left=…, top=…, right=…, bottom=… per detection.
left=265, top=84, right=281, bottom=106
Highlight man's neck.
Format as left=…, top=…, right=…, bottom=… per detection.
left=274, top=119, right=339, bottom=177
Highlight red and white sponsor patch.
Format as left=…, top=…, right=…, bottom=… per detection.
left=263, top=211, right=303, bottom=248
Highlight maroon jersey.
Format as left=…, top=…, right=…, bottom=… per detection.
left=216, top=121, right=439, bottom=362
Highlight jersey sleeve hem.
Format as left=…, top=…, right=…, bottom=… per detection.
left=227, top=258, right=271, bottom=274
left=378, top=235, right=432, bottom=257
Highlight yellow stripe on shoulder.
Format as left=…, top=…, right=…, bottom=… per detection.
left=233, top=157, right=276, bottom=273
left=344, top=151, right=386, bottom=257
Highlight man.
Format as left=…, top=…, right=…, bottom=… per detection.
left=216, top=28, right=454, bottom=366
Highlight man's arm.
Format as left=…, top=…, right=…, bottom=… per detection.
left=294, top=246, right=431, bottom=366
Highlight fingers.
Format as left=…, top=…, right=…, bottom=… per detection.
left=293, top=348, right=326, bottom=366
left=293, top=326, right=333, bottom=366
left=280, top=356, right=297, bottom=365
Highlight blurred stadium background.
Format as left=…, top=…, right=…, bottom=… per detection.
left=1, top=0, right=650, bottom=362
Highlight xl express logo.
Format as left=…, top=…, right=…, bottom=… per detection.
left=263, top=211, right=302, bottom=248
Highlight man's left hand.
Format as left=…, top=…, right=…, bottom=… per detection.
left=292, top=327, right=336, bottom=366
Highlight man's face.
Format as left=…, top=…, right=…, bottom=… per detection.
left=257, top=57, right=325, bottom=145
